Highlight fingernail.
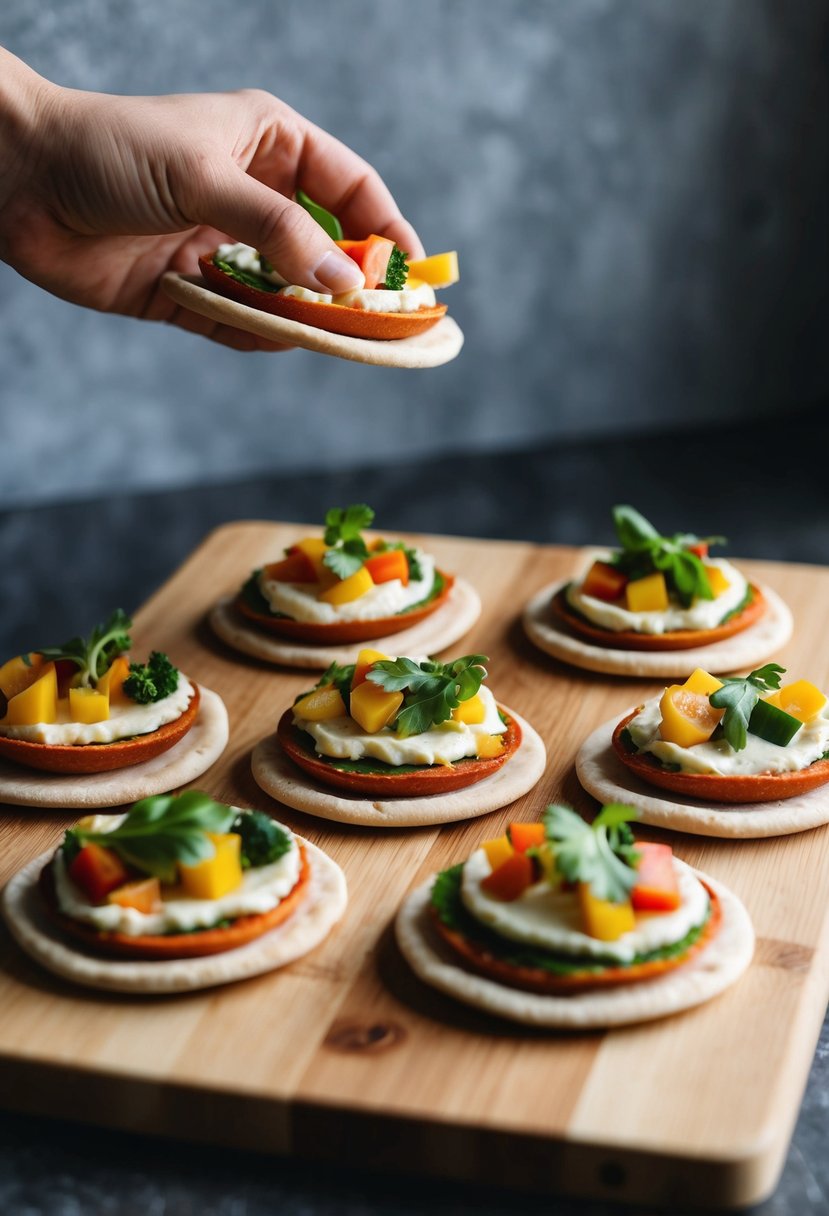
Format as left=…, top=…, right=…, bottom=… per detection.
left=314, top=250, right=365, bottom=292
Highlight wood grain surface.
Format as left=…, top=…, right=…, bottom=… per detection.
left=0, top=522, right=827, bottom=1210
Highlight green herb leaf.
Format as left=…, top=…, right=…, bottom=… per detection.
left=709, top=663, right=786, bottom=752
left=383, top=246, right=409, bottom=290
left=296, top=190, right=344, bottom=241
left=70, top=791, right=236, bottom=883
left=543, top=803, right=640, bottom=904
left=610, top=505, right=726, bottom=608
left=123, top=651, right=180, bottom=704
left=306, top=661, right=355, bottom=705
left=39, top=609, right=132, bottom=688
left=368, top=654, right=488, bottom=737
left=232, top=810, right=292, bottom=869
left=321, top=504, right=374, bottom=579
left=323, top=538, right=368, bottom=580
left=213, top=257, right=281, bottom=293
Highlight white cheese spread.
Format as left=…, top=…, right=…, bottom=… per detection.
left=461, top=849, right=709, bottom=963
left=626, top=694, right=829, bottom=776
left=0, top=674, right=194, bottom=745
left=215, top=242, right=436, bottom=312
left=260, top=551, right=436, bottom=624
left=567, top=555, right=748, bottom=635
left=295, top=683, right=506, bottom=766
left=53, top=812, right=301, bottom=936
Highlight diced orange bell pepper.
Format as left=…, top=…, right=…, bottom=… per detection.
left=406, top=251, right=459, bottom=288
left=263, top=551, right=317, bottom=583
left=765, top=680, right=828, bottom=725
left=352, top=648, right=390, bottom=689
left=107, top=876, right=162, bottom=913
left=179, top=833, right=242, bottom=900
left=509, top=822, right=546, bottom=853
left=97, top=655, right=131, bottom=703
left=659, top=685, right=723, bottom=747
left=287, top=538, right=330, bottom=581
left=452, top=694, right=486, bottom=725
left=349, top=681, right=403, bottom=733
left=481, top=852, right=535, bottom=901
left=686, top=542, right=709, bottom=559
left=0, top=652, right=44, bottom=700
left=293, top=684, right=347, bottom=721
left=318, top=566, right=374, bottom=605
left=335, top=235, right=395, bottom=289
left=581, top=560, right=628, bottom=602
left=364, top=549, right=409, bottom=586
left=626, top=572, right=669, bottom=613
left=69, top=685, right=110, bottom=724
left=69, top=843, right=129, bottom=904
left=631, top=842, right=680, bottom=911
left=481, top=835, right=513, bottom=870
left=4, top=662, right=58, bottom=726
left=703, top=565, right=730, bottom=597
left=476, top=734, right=505, bottom=759
left=578, top=884, right=635, bottom=941
left=682, top=668, right=723, bottom=697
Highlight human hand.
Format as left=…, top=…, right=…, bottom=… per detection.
left=0, top=48, right=424, bottom=351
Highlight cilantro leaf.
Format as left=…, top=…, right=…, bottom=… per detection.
left=308, top=661, right=355, bottom=704
left=324, top=538, right=368, bottom=580
left=39, top=609, right=132, bottom=688
left=368, top=654, right=489, bottom=737
left=67, top=791, right=236, bottom=883
left=322, top=504, right=373, bottom=580
left=383, top=246, right=409, bottom=291
left=543, top=803, right=640, bottom=904
left=709, top=664, right=786, bottom=752
left=610, top=505, right=727, bottom=608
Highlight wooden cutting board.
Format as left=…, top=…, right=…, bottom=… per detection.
left=1, top=522, right=827, bottom=1210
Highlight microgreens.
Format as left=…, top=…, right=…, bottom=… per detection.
left=39, top=609, right=132, bottom=688
left=367, top=654, right=488, bottom=737
left=611, top=505, right=726, bottom=608
left=543, top=803, right=641, bottom=904
left=709, top=663, right=786, bottom=752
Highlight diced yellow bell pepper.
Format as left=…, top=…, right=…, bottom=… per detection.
left=349, top=681, right=403, bottom=733
left=658, top=685, right=723, bottom=747
left=179, top=833, right=242, bottom=900
left=407, top=251, right=459, bottom=288
left=476, top=733, right=505, bottom=759
left=765, top=680, right=828, bottom=724
left=0, top=652, right=44, bottom=700
left=318, top=566, right=374, bottom=605
left=96, top=655, right=131, bottom=703
left=703, top=565, right=730, bottom=598
left=291, top=537, right=330, bottom=580
left=293, top=684, right=347, bottom=721
left=625, top=572, right=669, bottom=613
left=69, top=686, right=110, bottom=724
left=352, top=648, right=390, bottom=689
left=4, top=662, right=58, bottom=725
left=452, top=693, right=486, bottom=725
left=482, top=834, right=514, bottom=870
left=578, top=883, right=635, bottom=941
left=682, top=668, right=723, bottom=696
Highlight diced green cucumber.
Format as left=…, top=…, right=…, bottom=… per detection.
left=748, top=699, right=802, bottom=747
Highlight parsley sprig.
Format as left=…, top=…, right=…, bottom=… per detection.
left=383, top=247, right=409, bottom=291
left=122, top=651, right=180, bottom=704
left=611, top=505, right=726, bottom=608
left=63, top=791, right=236, bottom=883
left=544, top=803, right=641, bottom=904
left=322, top=503, right=374, bottom=580
left=368, top=654, right=488, bottom=737
left=709, top=663, right=785, bottom=752
left=39, top=609, right=132, bottom=689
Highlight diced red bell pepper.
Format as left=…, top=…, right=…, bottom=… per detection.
left=364, top=549, right=409, bottom=586
left=508, top=822, right=546, bottom=853
left=631, top=842, right=681, bottom=911
left=481, top=852, right=535, bottom=902
left=335, top=235, right=395, bottom=289
left=69, top=843, right=129, bottom=904
left=54, top=659, right=80, bottom=695
left=686, top=542, right=709, bottom=559
left=582, top=560, right=628, bottom=602
left=263, top=551, right=317, bottom=584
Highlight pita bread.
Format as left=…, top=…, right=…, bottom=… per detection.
left=1, top=837, right=346, bottom=995
left=576, top=713, right=829, bottom=838
left=161, top=272, right=464, bottom=369
left=395, top=864, right=753, bottom=1028
left=522, top=580, right=792, bottom=677
left=0, top=687, right=228, bottom=810
left=250, top=707, right=547, bottom=827
left=209, top=578, right=481, bottom=669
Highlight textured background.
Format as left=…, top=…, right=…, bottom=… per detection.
left=1, top=0, right=828, bottom=510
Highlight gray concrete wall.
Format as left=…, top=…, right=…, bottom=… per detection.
left=1, top=0, right=827, bottom=509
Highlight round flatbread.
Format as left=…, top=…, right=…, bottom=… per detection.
left=1, top=837, right=346, bottom=995
left=0, top=687, right=228, bottom=809
left=161, top=272, right=464, bottom=369
left=209, top=578, right=481, bottom=670
left=250, top=707, right=547, bottom=827
left=522, top=579, right=792, bottom=677
left=576, top=713, right=829, bottom=838
left=395, top=868, right=753, bottom=1028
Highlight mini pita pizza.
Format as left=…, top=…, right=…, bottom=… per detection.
left=523, top=506, right=792, bottom=677
left=396, top=804, right=753, bottom=1027
left=1, top=792, right=347, bottom=994
left=251, top=652, right=546, bottom=827
left=211, top=504, right=481, bottom=669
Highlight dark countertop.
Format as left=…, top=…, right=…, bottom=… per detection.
left=1, top=406, right=828, bottom=1215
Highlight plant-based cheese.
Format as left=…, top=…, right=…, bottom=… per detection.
left=296, top=684, right=506, bottom=766
left=461, top=849, right=708, bottom=963
left=53, top=812, right=302, bottom=936
left=627, top=695, right=829, bottom=776
left=567, top=556, right=748, bottom=634
left=216, top=242, right=436, bottom=312
left=0, top=674, right=194, bottom=745
left=260, top=552, right=436, bottom=624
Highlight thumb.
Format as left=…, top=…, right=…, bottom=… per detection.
left=198, top=164, right=365, bottom=293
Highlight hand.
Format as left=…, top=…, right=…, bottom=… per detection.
left=0, top=48, right=424, bottom=351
